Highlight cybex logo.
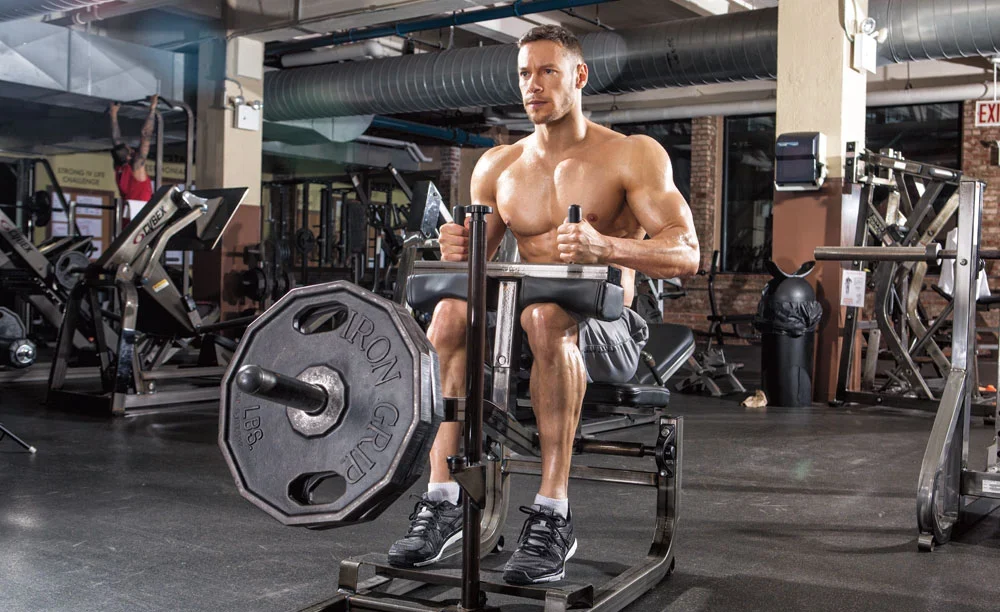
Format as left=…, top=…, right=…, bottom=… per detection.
left=132, top=207, right=168, bottom=245
left=0, top=219, right=34, bottom=252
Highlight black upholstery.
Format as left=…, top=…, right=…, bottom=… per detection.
left=634, top=323, right=696, bottom=386
left=406, top=273, right=624, bottom=321
left=583, top=382, right=671, bottom=407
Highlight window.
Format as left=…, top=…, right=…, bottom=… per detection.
left=722, top=114, right=775, bottom=274
left=866, top=103, right=961, bottom=169
left=613, top=120, right=692, bottom=204
left=720, top=103, right=962, bottom=273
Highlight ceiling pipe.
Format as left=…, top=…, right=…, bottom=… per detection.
left=355, top=135, right=433, bottom=163
left=280, top=40, right=397, bottom=68
left=65, top=0, right=175, bottom=25
left=370, top=116, right=495, bottom=148
left=0, top=0, right=115, bottom=22
left=265, top=0, right=619, bottom=58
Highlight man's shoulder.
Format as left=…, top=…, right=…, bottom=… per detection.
left=475, top=142, right=525, bottom=176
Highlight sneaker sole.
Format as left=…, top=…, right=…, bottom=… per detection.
left=412, top=529, right=464, bottom=568
left=504, top=538, right=578, bottom=585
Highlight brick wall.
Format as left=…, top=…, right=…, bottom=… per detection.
left=963, top=99, right=1000, bottom=276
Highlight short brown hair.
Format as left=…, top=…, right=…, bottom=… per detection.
left=517, top=25, right=583, bottom=62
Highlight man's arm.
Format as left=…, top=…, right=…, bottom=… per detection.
left=132, top=95, right=159, bottom=177
left=557, top=135, right=700, bottom=278
left=439, top=146, right=509, bottom=262
left=110, top=102, right=123, bottom=146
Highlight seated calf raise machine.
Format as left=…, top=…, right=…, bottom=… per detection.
left=220, top=206, right=687, bottom=611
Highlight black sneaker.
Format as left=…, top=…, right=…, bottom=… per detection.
left=502, top=505, right=577, bottom=585
left=387, top=494, right=464, bottom=568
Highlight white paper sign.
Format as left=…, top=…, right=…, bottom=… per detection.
left=841, top=270, right=866, bottom=307
left=127, top=199, right=149, bottom=220
left=75, top=217, right=103, bottom=238
left=50, top=222, right=69, bottom=237
left=75, top=195, right=104, bottom=217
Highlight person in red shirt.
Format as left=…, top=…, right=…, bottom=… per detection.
left=109, top=94, right=158, bottom=204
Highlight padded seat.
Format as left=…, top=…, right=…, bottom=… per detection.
left=634, top=323, right=696, bottom=386
left=583, top=382, right=671, bottom=407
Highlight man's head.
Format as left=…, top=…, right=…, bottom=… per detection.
left=112, top=142, right=132, bottom=167
left=517, top=25, right=587, bottom=125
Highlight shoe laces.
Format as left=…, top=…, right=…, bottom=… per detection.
left=405, top=497, right=450, bottom=536
left=515, top=505, right=569, bottom=559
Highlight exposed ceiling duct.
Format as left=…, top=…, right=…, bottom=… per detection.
left=264, top=8, right=777, bottom=121
left=264, top=0, right=1000, bottom=122
left=0, top=0, right=116, bottom=22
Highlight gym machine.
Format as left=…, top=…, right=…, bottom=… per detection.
left=246, top=168, right=451, bottom=306
left=48, top=185, right=249, bottom=416
left=821, top=147, right=1000, bottom=414
left=816, top=150, right=1000, bottom=550
left=219, top=205, right=689, bottom=611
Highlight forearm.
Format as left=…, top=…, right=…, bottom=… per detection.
left=604, top=233, right=700, bottom=279
left=110, top=115, right=122, bottom=145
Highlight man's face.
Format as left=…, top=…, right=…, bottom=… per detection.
left=518, top=40, right=585, bottom=125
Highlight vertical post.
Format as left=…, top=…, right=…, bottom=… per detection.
left=155, top=110, right=164, bottom=191
left=461, top=203, right=490, bottom=611
left=301, top=183, right=310, bottom=285
left=953, top=179, right=983, bottom=465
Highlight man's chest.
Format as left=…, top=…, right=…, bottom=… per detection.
left=494, top=156, right=625, bottom=235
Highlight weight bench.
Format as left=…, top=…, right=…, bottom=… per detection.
left=676, top=250, right=751, bottom=397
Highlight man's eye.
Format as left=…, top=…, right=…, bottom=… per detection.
left=545, top=69, right=555, bottom=74
left=520, top=71, right=529, bottom=77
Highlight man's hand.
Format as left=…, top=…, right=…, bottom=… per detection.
left=557, top=218, right=611, bottom=264
left=109, top=101, right=120, bottom=116
left=148, top=94, right=159, bottom=113
left=439, top=221, right=469, bottom=262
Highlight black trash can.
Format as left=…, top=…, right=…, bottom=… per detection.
left=754, top=261, right=824, bottom=407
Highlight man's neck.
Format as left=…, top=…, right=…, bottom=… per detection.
left=534, top=107, right=588, bottom=154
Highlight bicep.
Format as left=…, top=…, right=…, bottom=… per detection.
left=624, top=137, right=696, bottom=241
left=469, top=149, right=509, bottom=256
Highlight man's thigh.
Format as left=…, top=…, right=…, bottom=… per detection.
left=517, top=307, right=649, bottom=383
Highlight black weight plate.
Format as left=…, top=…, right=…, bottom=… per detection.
left=220, top=280, right=442, bottom=527
left=0, top=307, right=26, bottom=341
left=54, top=251, right=89, bottom=290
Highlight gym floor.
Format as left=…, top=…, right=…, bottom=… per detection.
left=3, top=347, right=1000, bottom=612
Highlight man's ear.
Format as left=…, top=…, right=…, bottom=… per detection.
left=576, top=62, right=589, bottom=90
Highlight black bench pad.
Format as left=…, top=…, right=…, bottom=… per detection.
left=406, top=273, right=624, bottom=321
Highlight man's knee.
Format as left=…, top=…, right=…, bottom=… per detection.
left=521, top=303, right=578, bottom=356
left=428, top=299, right=468, bottom=350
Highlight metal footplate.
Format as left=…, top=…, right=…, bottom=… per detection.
left=337, top=553, right=595, bottom=611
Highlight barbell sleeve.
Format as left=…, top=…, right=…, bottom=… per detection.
left=236, top=364, right=327, bottom=414
left=813, top=244, right=941, bottom=262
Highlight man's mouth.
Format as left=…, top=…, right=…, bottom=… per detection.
left=526, top=100, right=547, bottom=107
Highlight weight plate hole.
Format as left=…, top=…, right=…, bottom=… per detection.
left=295, top=303, right=350, bottom=335
left=289, top=472, right=348, bottom=506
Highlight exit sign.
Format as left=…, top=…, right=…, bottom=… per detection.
left=976, top=100, right=1000, bottom=127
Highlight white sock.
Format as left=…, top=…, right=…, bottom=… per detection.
left=427, top=482, right=460, bottom=505
left=534, top=493, right=569, bottom=518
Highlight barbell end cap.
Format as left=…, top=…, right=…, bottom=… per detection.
left=236, top=364, right=267, bottom=395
